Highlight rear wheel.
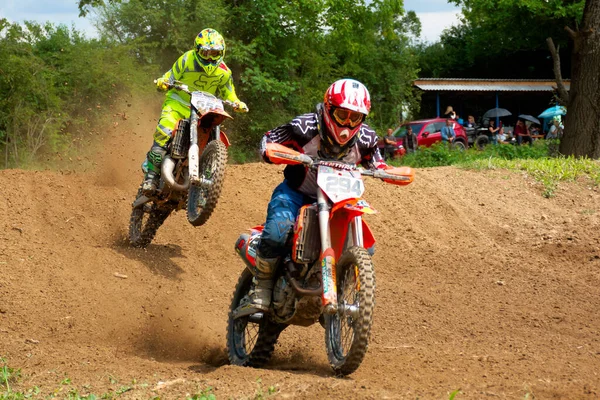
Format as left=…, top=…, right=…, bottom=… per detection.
left=226, top=269, right=285, bottom=368
left=452, top=140, right=466, bottom=151
left=324, top=247, right=375, bottom=376
left=187, top=140, right=227, bottom=226
left=474, top=134, right=489, bottom=150
left=129, top=188, right=172, bottom=248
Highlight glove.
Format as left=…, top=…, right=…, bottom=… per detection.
left=155, top=77, right=169, bottom=92
left=234, top=101, right=249, bottom=113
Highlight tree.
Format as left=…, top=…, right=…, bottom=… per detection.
left=419, top=0, right=585, bottom=79
left=548, top=0, right=600, bottom=158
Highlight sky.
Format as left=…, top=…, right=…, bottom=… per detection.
left=0, top=0, right=462, bottom=43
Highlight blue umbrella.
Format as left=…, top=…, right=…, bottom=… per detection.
left=538, top=105, right=566, bottom=119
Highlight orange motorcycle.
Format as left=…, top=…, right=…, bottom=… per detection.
left=129, top=81, right=233, bottom=248
left=227, top=143, right=414, bottom=375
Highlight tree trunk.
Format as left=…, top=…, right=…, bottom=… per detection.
left=560, top=0, right=600, bottom=158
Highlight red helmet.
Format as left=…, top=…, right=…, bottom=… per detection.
left=322, top=79, right=371, bottom=149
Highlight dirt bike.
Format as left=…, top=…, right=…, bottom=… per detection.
left=226, top=143, right=414, bottom=376
left=129, top=81, right=235, bottom=248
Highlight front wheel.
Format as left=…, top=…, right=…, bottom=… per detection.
left=324, top=247, right=375, bottom=376
left=129, top=188, right=172, bottom=248
left=226, top=269, right=285, bottom=368
left=187, top=140, right=227, bottom=226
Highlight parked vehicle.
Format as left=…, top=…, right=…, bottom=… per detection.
left=129, top=81, right=232, bottom=248
left=227, top=143, right=414, bottom=376
left=465, top=126, right=492, bottom=149
left=376, top=137, right=406, bottom=159
left=394, top=118, right=468, bottom=150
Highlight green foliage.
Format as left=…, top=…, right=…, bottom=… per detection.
left=399, top=141, right=550, bottom=168
left=187, top=386, right=216, bottom=400
left=398, top=140, right=600, bottom=198
left=417, top=0, right=585, bottom=79
left=95, top=0, right=227, bottom=69
left=1, top=358, right=21, bottom=395
left=448, top=388, right=461, bottom=400
left=252, top=378, right=277, bottom=400
left=3, top=0, right=423, bottom=166
left=0, top=19, right=152, bottom=168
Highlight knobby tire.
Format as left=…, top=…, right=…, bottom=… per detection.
left=129, top=189, right=172, bottom=248
left=324, top=246, right=375, bottom=376
left=187, top=140, right=227, bottom=226
left=226, top=268, right=284, bottom=368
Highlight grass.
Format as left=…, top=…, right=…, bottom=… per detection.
left=390, top=141, right=600, bottom=198
left=1, top=358, right=277, bottom=400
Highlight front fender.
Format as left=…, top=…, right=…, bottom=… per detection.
left=219, top=131, right=231, bottom=147
left=330, top=200, right=377, bottom=259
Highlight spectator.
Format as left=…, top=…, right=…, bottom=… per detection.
left=383, top=128, right=397, bottom=160
left=464, top=115, right=477, bottom=128
left=402, top=125, right=418, bottom=154
left=497, top=127, right=509, bottom=144
left=440, top=118, right=456, bottom=144
left=488, top=119, right=500, bottom=145
left=546, top=119, right=562, bottom=140
left=546, top=118, right=562, bottom=156
left=530, top=124, right=543, bottom=140
left=515, top=119, right=532, bottom=146
left=444, top=106, right=457, bottom=120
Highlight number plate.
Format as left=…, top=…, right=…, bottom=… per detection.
left=191, top=92, right=223, bottom=113
left=317, top=165, right=364, bottom=203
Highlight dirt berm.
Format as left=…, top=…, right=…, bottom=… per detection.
left=1, top=106, right=599, bottom=399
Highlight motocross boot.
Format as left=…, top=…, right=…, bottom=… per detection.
left=141, top=146, right=165, bottom=197
left=235, top=256, right=278, bottom=318
left=141, top=170, right=159, bottom=197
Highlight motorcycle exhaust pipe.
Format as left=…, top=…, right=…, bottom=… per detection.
left=284, top=268, right=322, bottom=296
left=161, top=155, right=190, bottom=192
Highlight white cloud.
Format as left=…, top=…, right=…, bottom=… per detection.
left=416, top=10, right=462, bottom=43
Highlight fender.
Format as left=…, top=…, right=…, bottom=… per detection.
left=329, top=199, right=376, bottom=259
left=219, top=130, right=231, bottom=147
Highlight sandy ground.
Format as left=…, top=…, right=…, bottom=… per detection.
left=1, top=100, right=599, bottom=399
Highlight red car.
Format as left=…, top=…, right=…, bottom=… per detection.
left=392, top=118, right=469, bottom=151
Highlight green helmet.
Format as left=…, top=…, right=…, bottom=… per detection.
left=194, top=28, right=225, bottom=75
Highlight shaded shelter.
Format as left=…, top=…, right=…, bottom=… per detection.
left=413, top=79, right=570, bottom=127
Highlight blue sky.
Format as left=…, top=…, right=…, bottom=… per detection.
left=1, top=0, right=461, bottom=43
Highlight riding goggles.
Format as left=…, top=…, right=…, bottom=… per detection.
left=332, top=107, right=364, bottom=128
left=198, top=48, right=223, bottom=61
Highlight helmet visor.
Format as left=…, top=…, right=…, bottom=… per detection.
left=199, top=48, right=223, bottom=61
left=332, top=107, right=364, bottom=128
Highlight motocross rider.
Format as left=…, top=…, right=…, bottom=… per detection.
left=237, top=78, right=386, bottom=317
left=142, top=28, right=248, bottom=196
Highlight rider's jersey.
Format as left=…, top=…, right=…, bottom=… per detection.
left=260, top=107, right=386, bottom=198
left=160, top=50, right=241, bottom=106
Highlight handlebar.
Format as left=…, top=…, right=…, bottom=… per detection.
left=154, top=79, right=238, bottom=109
left=264, top=143, right=413, bottom=184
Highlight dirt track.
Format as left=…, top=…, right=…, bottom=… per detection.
left=1, top=103, right=600, bottom=399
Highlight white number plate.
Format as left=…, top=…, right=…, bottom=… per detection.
left=191, top=92, right=223, bottom=113
left=317, top=166, right=364, bottom=203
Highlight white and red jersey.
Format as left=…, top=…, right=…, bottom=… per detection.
left=260, top=107, right=386, bottom=198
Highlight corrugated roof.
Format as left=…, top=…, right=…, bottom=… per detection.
left=413, top=79, right=570, bottom=92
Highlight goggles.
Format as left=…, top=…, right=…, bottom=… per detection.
left=198, top=48, right=223, bottom=61
left=332, top=107, right=364, bottom=128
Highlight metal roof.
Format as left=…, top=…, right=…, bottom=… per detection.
left=414, top=78, right=571, bottom=92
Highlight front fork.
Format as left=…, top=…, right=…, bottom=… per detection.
left=188, top=112, right=201, bottom=184
left=318, top=189, right=363, bottom=315
left=188, top=113, right=220, bottom=186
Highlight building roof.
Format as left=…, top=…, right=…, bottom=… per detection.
left=414, top=78, right=571, bottom=92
